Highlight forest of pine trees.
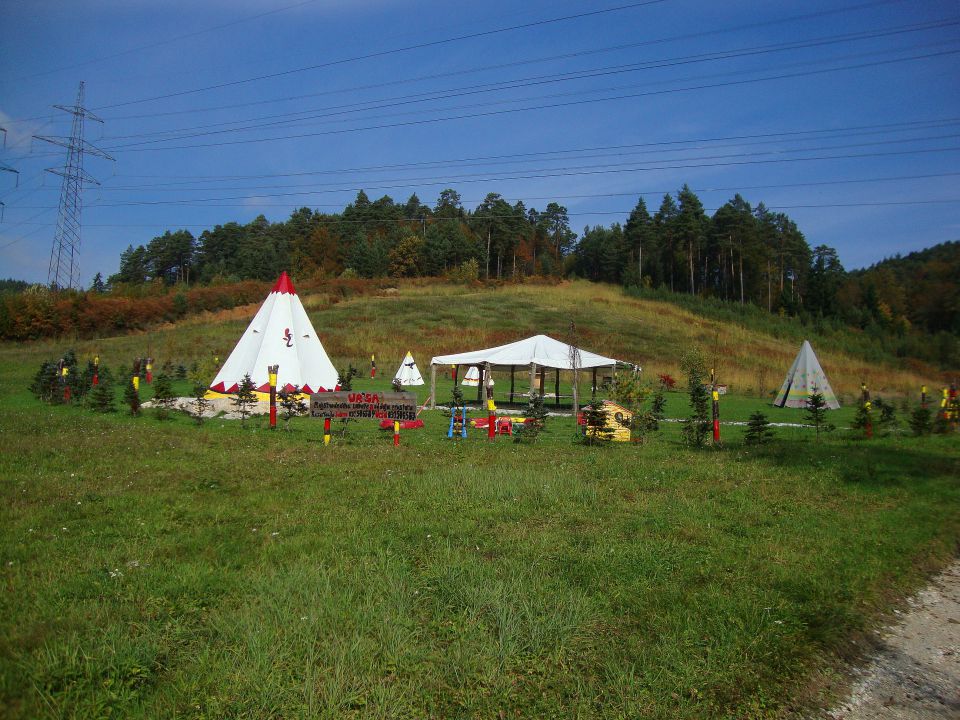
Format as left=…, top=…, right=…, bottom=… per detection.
left=2, top=185, right=956, bottom=362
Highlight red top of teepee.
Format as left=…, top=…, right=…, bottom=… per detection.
left=271, top=271, right=296, bottom=295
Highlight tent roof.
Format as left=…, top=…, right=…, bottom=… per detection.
left=430, top=334, right=629, bottom=370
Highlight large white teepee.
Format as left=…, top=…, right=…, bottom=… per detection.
left=393, top=351, right=424, bottom=386
left=461, top=366, right=480, bottom=386
left=773, top=340, right=840, bottom=409
left=209, top=272, right=338, bottom=396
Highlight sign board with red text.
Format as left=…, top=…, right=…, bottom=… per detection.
left=310, top=391, right=417, bottom=422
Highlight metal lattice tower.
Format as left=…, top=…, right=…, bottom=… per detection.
left=34, top=82, right=113, bottom=290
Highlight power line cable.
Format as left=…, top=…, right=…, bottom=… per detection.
left=95, top=48, right=960, bottom=154
left=91, top=1, right=672, bottom=111
left=100, top=16, right=957, bottom=143
left=91, top=133, right=960, bottom=194
left=68, top=145, right=960, bottom=207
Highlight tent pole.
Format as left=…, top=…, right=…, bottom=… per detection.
left=529, top=362, right=536, bottom=399
left=592, top=367, right=597, bottom=401
left=453, top=364, right=459, bottom=385
left=510, top=365, right=515, bottom=403
left=430, top=364, right=436, bottom=409
left=555, top=368, right=560, bottom=408
left=572, top=368, right=579, bottom=418
left=477, top=365, right=484, bottom=404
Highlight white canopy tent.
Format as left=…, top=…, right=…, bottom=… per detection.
left=429, top=334, right=634, bottom=409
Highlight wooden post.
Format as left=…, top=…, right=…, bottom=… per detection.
left=921, top=384, right=927, bottom=409
left=92, top=355, right=99, bottom=387
left=393, top=420, right=400, bottom=446
left=477, top=365, right=484, bottom=404
left=509, top=365, right=515, bottom=404
left=430, top=364, right=437, bottom=409
left=323, top=417, right=331, bottom=445
left=132, top=358, right=141, bottom=392
left=370, top=354, right=376, bottom=378
left=571, top=370, right=579, bottom=419
left=529, top=362, right=536, bottom=399
left=453, top=364, right=459, bottom=385
left=555, top=368, right=560, bottom=408
left=592, top=367, right=597, bottom=401
left=268, top=364, right=279, bottom=429
left=145, top=357, right=154, bottom=384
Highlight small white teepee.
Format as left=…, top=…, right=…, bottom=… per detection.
left=393, top=351, right=424, bottom=386
left=773, top=340, right=840, bottom=409
left=209, top=272, right=338, bottom=396
left=461, top=366, right=480, bottom=386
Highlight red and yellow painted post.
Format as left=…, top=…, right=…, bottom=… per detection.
left=712, top=389, right=720, bottom=443
left=370, top=354, right=376, bottom=379
left=92, top=355, right=100, bottom=386
left=323, top=418, right=331, bottom=446
left=486, top=365, right=496, bottom=439
left=268, top=364, right=279, bottom=429
left=864, top=400, right=873, bottom=439
left=145, top=357, right=154, bottom=384
left=921, top=384, right=927, bottom=409
left=393, top=420, right=400, bottom=446
left=132, top=358, right=141, bottom=392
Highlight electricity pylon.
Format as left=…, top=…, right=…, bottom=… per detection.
left=34, top=82, right=114, bottom=290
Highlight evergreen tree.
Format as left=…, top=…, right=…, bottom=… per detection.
left=232, top=373, right=258, bottom=426
left=187, top=380, right=211, bottom=426
left=680, top=349, right=710, bottom=447
left=29, top=361, right=59, bottom=403
left=152, top=373, right=177, bottom=420
left=744, top=411, right=775, bottom=445
left=124, top=379, right=142, bottom=417
left=908, top=406, right=933, bottom=436
left=580, top=400, right=613, bottom=445
left=651, top=388, right=667, bottom=425
left=804, top=388, right=834, bottom=441
left=88, top=379, right=115, bottom=413
left=872, top=397, right=898, bottom=435
left=277, top=385, right=308, bottom=430
left=337, top=365, right=359, bottom=391
left=515, top=390, right=548, bottom=444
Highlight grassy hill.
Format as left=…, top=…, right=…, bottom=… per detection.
left=1, top=280, right=957, bottom=719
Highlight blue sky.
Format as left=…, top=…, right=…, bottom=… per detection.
left=1, top=0, right=958, bottom=285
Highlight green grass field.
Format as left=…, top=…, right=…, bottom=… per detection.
left=1, top=281, right=957, bottom=719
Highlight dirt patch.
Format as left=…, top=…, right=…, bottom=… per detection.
left=825, top=560, right=960, bottom=719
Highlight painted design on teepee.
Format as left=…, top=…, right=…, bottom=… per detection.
left=462, top=366, right=480, bottom=386
left=209, top=272, right=339, bottom=396
left=393, top=351, right=424, bottom=386
left=773, top=340, right=840, bottom=409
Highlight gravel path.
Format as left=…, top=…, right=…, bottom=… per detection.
left=826, top=560, right=960, bottom=719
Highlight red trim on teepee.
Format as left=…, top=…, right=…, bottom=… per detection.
left=271, top=271, right=296, bottom=295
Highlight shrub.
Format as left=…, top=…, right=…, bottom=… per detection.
left=580, top=400, right=613, bottom=445
left=805, top=388, right=834, bottom=441
left=232, top=374, right=258, bottom=426
left=680, top=349, right=710, bottom=447
left=909, top=406, right=933, bottom=436
left=123, top=379, right=141, bottom=417
left=744, top=411, right=775, bottom=445
left=152, top=373, right=177, bottom=420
